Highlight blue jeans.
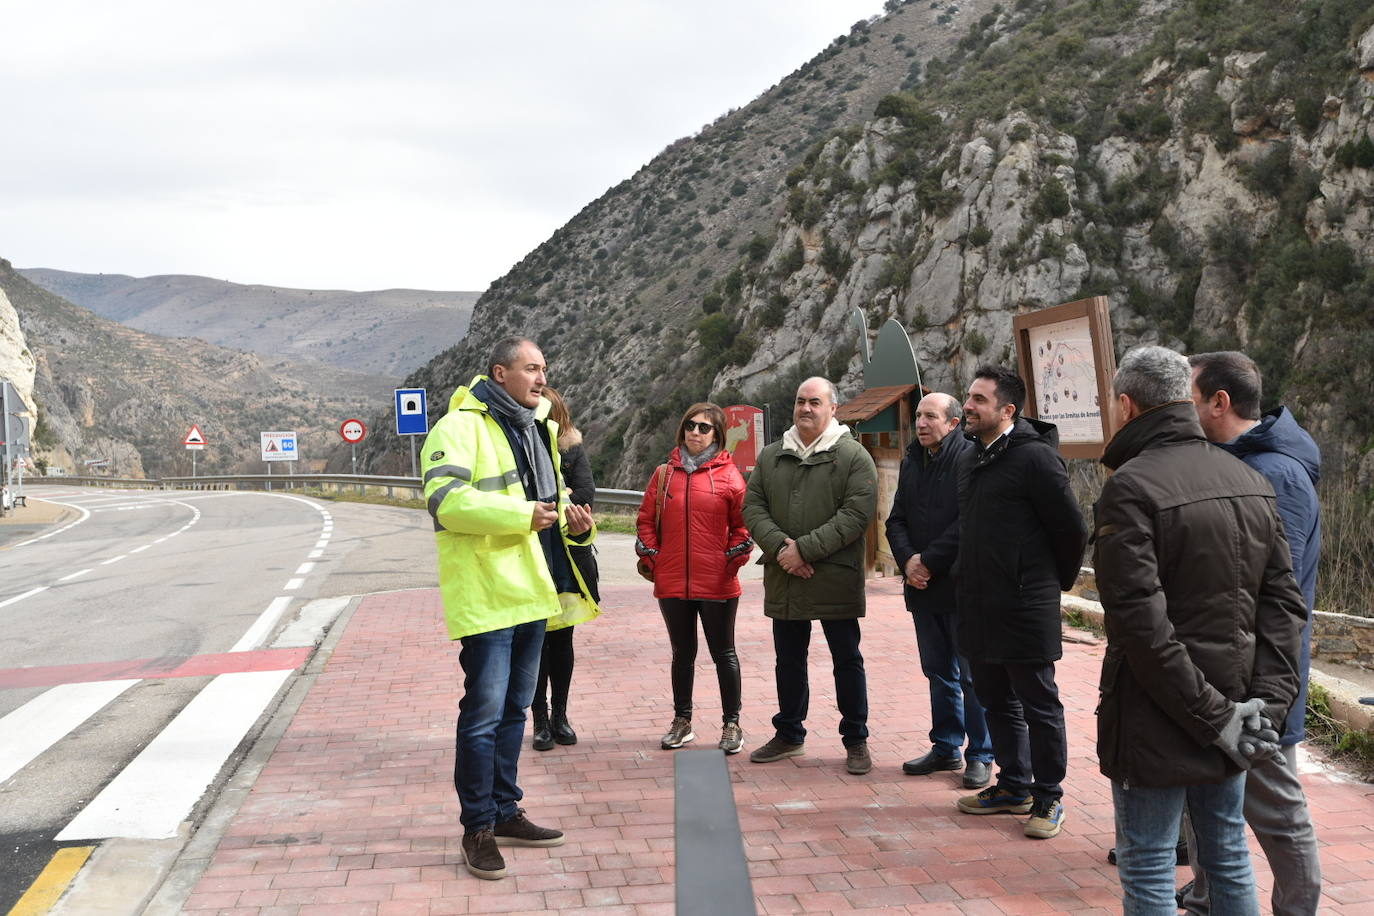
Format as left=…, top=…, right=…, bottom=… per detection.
left=453, top=619, right=546, bottom=831
left=1112, top=773, right=1257, bottom=916
left=912, top=612, right=993, bottom=762
left=771, top=618, right=868, bottom=747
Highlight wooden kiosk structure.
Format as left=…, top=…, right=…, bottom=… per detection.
left=835, top=311, right=925, bottom=578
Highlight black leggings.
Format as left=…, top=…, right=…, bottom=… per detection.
left=532, top=626, right=574, bottom=716
left=659, top=598, right=741, bottom=724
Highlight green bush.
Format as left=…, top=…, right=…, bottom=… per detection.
left=1032, top=178, right=1072, bottom=221
left=697, top=313, right=736, bottom=353
left=965, top=329, right=989, bottom=355
left=702, top=291, right=724, bottom=314
left=968, top=223, right=993, bottom=247
left=743, top=234, right=772, bottom=263
left=778, top=238, right=805, bottom=276
left=760, top=292, right=789, bottom=328
left=819, top=237, right=852, bottom=276
left=1355, top=134, right=1374, bottom=169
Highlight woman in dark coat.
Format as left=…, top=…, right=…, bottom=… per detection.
left=530, top=386, right=600, bottom=751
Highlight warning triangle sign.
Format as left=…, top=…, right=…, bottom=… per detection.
left=183, top=424, right=207, bottom=446
left=266, top=440, right=278, bottom=452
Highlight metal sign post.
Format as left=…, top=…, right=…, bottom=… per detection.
left=394, top=389, right=429, bottom=478
left=0, top=380, right=12, bottom=516
left=339, top=419, right=367, bottom=475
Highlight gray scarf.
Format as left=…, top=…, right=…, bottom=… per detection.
left=680, top=443, right=720, bottom=474
left=482, top=380, right=559, bottom=501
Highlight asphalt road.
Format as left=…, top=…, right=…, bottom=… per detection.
left=0, top=487, right=438, bottom=913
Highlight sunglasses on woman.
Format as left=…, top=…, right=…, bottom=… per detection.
left=683, top=421, right=715, bottom=435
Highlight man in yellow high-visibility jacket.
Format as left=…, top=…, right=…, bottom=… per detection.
left=422, top=336, right=599, bottom=881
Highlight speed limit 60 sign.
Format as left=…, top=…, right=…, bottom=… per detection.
left=340, top=419, right=367, bottom=443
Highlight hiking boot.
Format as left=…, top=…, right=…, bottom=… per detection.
left=1023, top=797, right=1065, bottom=839
left=749, top=736, right=805, bottom=763
left=462, top=827, right=507, bottom=879
left=531, top=709, right=554, bottom=752
left=719, top=722, right=744, bottom=754
left=962, top=759, right=992, bottom=789
left=550, top=710, right=577, bottom=746
left=845, top=741, right=872, bottom=775
left=956, top=785, right=1034, bottom=815
left=661, top=716, right=695, bottom=749
left=902, top=748, right=962, bottom=775
left=492, top=808, right=565, bottom=847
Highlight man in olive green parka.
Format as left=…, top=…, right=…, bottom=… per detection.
left=743, top=376, right=878, bottom=774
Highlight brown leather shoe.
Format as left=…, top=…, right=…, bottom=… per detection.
left=462, top=827, right=506, bottom=879
left=492, top=808, right=564, bottom=847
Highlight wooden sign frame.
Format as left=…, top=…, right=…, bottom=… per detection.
left=1012, top=296, right=1117, bottom=460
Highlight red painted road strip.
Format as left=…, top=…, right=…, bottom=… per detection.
left=0, top=648, right=311, bottom=690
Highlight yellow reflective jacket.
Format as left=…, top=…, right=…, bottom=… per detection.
left=422, top=377, right=600, bottom=639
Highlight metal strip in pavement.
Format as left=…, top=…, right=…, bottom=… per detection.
left=674, top=749, right=756, bottom=916
left=0, top=680, right=138, bottom=785
left=56, top=668, right=294, bottom=841
left=0, top=647, right=309, bottom=690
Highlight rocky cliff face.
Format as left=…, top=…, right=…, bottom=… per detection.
left=0, top=288, right=37, bottom=417
left=371, top=0, right=1374, bottom=488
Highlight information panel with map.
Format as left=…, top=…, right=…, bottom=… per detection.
left=1012, top=297, right=1117, bottom=459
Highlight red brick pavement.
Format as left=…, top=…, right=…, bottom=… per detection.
left=184, top=579, right=1374, bottom=914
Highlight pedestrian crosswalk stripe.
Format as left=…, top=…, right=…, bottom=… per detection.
left=0, top=681, right=138, bottom=785
left=56, top=669, right=293, bottom=841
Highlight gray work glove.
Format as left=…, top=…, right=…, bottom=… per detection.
left=1213, top=697, right=1268, bottom=770
left=1239, top=705, right=1282, bottom=763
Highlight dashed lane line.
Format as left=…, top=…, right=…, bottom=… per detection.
left=57, top=568, right=92, bottom=582
left=0, top=587, right=48, bottom=610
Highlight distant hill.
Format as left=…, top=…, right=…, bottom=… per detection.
left=19, top=268, right=479, bottom=378
left=0, top=258, right=396, bottom=478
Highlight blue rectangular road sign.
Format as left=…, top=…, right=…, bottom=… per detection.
left=395, top=388, right=429, bottom=436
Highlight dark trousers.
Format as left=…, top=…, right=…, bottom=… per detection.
left=532, top=625, right=574, bottom=717
left=912, top=612, right=993, bottom=762
left=967, top=659, right=1066, bottom=804
left=659, top=598, right=741, bottom=724
left=771, top=618, right=868, bottom=748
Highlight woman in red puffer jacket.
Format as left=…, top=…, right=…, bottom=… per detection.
left=636, top=402, right=753, bottom=755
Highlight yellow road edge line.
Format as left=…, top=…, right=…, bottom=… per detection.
left=6, top=846, right=95, bottom=916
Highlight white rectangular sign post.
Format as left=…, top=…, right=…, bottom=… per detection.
left=260, top=431, right=298, bottom=490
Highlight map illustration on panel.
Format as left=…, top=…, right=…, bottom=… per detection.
left=1026, top=315, right=1102, bottom=444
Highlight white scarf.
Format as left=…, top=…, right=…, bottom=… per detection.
left=782, top=418, right=850, bottom=458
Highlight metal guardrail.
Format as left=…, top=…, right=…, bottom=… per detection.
left=34, top=474, right=648, bottom=508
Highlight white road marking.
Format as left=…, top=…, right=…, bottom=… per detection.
left=130, top=545, right=151, bottom=554
left=293, top=562, right=315, bottom=575
left=0, top=681, right=139, bottom=786
left=0, top=586, right=49, bottom=609
left=230, top=596, right=295, bottom=652
left=55, top=669, right=293, bottom=841
left=101, top=555, right=128, bottom=566
left=308, top=549, right=323, bottom=559
left=58, top=568, right=93, bottom=582
left=283, top=578, right=304, bottom=591
left=314, top=540, right=329, bottom=549
left=8, top=498, right=93, bottom=548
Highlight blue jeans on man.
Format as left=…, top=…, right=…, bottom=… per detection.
left=1113, top=772, right=1257, bottom=916
left=771, top=618, right=868, bottom=747
left=913, top=612, right=993, bottom=763
left=454, top=619, right=546, bottom=830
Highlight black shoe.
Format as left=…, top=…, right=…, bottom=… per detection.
left=1107, top=846, right=1118, bottom=866
left=462, top=827, right=507, bottom=879
left=902, top=749, right=963, bottom=776
left=531, top=710, right=554, bottom=752
left=1176, top=879, right=1194, bottom=908
left=1175, top=840, right=1190, bottom=866
left=492, top=808, right=565, bottom=847
left=962, top=759, right=992, bottom=789
left=551, top=711, right=577, bottom=746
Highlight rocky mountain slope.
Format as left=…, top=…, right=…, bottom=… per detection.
left=20, top=268, right=478, bottom=378
left=366, top=0, right=1374, bottom=489
left=0, top=259, right=395, bottom=477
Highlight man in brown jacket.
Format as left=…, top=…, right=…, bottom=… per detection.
left=1094, top=346, right=1306, bottom=914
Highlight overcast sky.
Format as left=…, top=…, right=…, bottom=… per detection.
left=1, top=1, right=885, bottom=293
